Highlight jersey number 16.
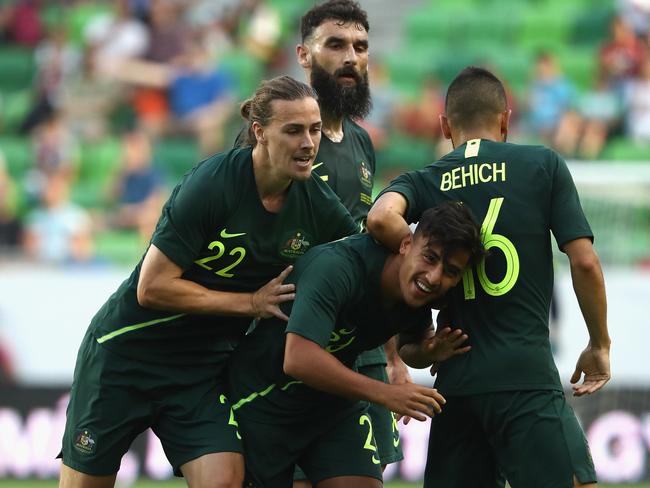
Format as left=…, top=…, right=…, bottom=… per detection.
left=462, top=197, right=520, bottom=299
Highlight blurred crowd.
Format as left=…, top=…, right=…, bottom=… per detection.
left=0, top=0, right=649, bottom=270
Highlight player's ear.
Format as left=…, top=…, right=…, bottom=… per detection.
left=297, top=44, right=311, bottom=69
left=500, top=109, right=511, bottom=142
left=253, top=122, right=266, bottom=145
left=399, top=232, right=413, bottom=255
left=440, top=114, right=452, bottom=140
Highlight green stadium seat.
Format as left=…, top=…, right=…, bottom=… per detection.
left=70, top=139, right=121, bottom=209
left=0, top=135, right=32, bottom=180
left=153, top=138, right=200, bottom=186
left=0, top=47, right=35, bottom=92
left=600, top=138, right=650, bottom=162
left=219, top=49, right=264, bottom=100
left=0, top=88, right=32, bottom=132
left=557, top=47, right=597, bottom=91
left=94, top=229, right=145, bottom=268
left=376, top=133, right=436, bottom=175
left=571, top=2, right=615, bottom=46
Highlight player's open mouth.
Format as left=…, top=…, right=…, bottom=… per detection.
left=294, top=155, right=313, bottom=167
left=415, top=279, right=432, bottom=294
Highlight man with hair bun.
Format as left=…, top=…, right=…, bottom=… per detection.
left=58, top=76, right=357, bottom=488
left=368, top=66, right=610, bottom=488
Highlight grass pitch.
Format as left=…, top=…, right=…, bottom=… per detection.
left=2, top=481, right=650, bottom=488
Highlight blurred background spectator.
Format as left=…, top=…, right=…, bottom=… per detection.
left=0, top=0, right=647, bottom=269
left=23, top=171, right=94, bottom=264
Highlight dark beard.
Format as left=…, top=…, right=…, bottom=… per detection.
left=310, top=60, right=372, bottom=120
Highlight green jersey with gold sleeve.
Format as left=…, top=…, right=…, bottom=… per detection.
left=313, top=117, right=385, bottom=367
left=228, top=234, right=432, bottom=422
left=89, top=147, right=358, bottom=366
left=380, top=139, right=593, bottom=394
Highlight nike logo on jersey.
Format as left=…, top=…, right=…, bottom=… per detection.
left=220, top=229, right=246, bottom=238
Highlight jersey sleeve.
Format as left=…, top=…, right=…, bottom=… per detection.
left=285, top=251, right=354, bottom=348
left=548, top=153, right=594, bottom=248
left=331, top=201, right=360, bottom=238
left=378, top=170, right=430, bottom=224
left=151, top=163, right=228, bottom=269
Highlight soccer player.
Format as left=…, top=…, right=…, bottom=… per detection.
left=367, top=66, right=610, bottom=488
left=228, top=201, right=485, bottom=488
left=58, top=76, right=358, bottom=488
left=295, top=2, right=410, bottom=481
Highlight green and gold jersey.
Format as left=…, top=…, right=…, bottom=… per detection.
left=381, top=139, right=593, bottom=395
left=89, top=147, right=357, bottom=365
left=313, top=117, right=386, bottom=367
left=228, top=234, right=431, bottom=422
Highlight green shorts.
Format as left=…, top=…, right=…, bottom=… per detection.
left=424, top=390, right=596, bottom=488
left=293, top=363, right=403, bottom=481
left=60, top=331, right=242, bottom=476
left=242, top=402, right=383, bottom=487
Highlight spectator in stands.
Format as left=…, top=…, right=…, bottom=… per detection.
left=83, top=0, right=149, bottom=75
left=526, top=51, right=582, bottom=156
left=599, top=15, right=645, bottom=95
left=574, top=75, right=623, bottom=159
left=24, top=111, right=79, bottom=204
left=0, top=152, right=23, bottom=253
left=108, top=129, right=165, bottom=241
left=132, top=0, right=193, bottom=138
left=167, top=36, right=235, bottom=154
left=0, top=0, right=42, bottom=46
left=624, top=54, right=650, bottom=143
left=21, top=25, right=81, bottom=134
left=394, top=75, right=445, bottom=145
left=23, top=172, right=94, bottom=264
left=58, top=44, right=125, bottom=141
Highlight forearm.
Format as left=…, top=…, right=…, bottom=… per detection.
left=571, top=255, right=609, bottom=348
left=138, top=276, right=254, bottom=316
left=284, top=334, right=391, bottom=405
left=366, top=193, right=411, bottom=252
left=565, top=238, right=610, bottom=348
left=384, top=336, right=401, bottom=365
left=399, top=342, right=435, bottom=369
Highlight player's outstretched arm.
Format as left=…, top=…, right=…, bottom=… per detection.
left=137, top=244, right=295, bottom=319
left=284, top=333, right=446, bottom=421
left=367, top=192, right=411, bottom=252
left=398, top=326, right=471, bottom=369
left=563, top=237, right=611, bottom=396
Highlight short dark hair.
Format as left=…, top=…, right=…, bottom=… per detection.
left=445, top=66, right=507, bottom=131
left=414, top=201, right=485, bottom=266
left=300, top=0, right=369, bottom=42
left=240, top=76, right=318, bottom=147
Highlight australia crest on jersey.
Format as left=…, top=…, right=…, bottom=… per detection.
left=358, top=160, right=373, bottom=189
left=73, top=428, right=97, bottom=455
left=279, top=230, right=312, bottom=259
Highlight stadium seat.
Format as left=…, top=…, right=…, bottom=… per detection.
left=600, top=138, right=650, bottom=162
left=0, top=88, right=32, bottom=132
left=94, top=229, right=145, bottom=267
left=72, top=139, right=121, bottom=208
left=153, top=138, right=200, bottom=186
left=219, top=49, right=264, bottom=100
left=0, top=47, right=35, bottom=93
left=0, top=135, right=32, bottom=180
left=376, top=133, right=436, bottom=175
